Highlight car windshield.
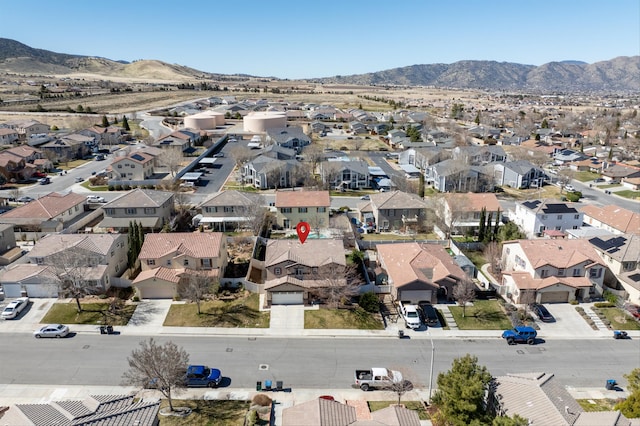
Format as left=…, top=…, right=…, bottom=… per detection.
left=407, top=312, right=418, bottom=318
left=55, top=325, right=64, bottom=330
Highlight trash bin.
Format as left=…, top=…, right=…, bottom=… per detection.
left=100, top=326, right=107, bottom=335
left=606, top=379, right=616, bottom=390
left=106, top=325, right=114, bottom=334
left=265, top=380, right=272, bottom=391
left=398, top=330, right=405, bottom=338
left=256, top=381, right=262, bottom=391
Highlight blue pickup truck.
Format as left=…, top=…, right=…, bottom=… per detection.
left=185, top=365, right=222, bottom=388
left=502, top=326, right=537, bottom=345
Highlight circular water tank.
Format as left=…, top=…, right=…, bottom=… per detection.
left=184, top=114, right=216, bottom=130
left=243, top=111, right=286, bottom=132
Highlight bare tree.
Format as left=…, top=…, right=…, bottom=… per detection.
left=265, top=164, right=285, bottom=189
left=321, top=161, right=343, bottom=190
left=179, top=271, right=218, bottom=315
left=452, top=278, right=477, bottom=318
left=315, top=264, right=363, bottom=308
left=229, top=145, right=253, bottom=167
left=305, top=144, right=325, bottom=174
left=159, top=149, right=184, bottom=177
left=243, top=194, right=271, bottom=237
left=47, top=247, right=100, bottom=312
left=433, top=193, right=469, bottom=238
left=557, top=169, right=576, bottom=193
left=519, top=290, right=537, bottom=320
left=122, top=338, right=189, bottom=412
left=483, top=241, right=501, bottom=276
left=384, top=368, right=415, bottom=405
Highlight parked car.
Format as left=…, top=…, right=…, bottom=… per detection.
left=75, top=177, right=84, bottom=183
left=38, top=177, right=51, bottom=185
left=360, top=195, right=370, bottom=200
left=86, top=195, right=106, bottom=203
left=185, top=365, right=222, bottom=388
left=398, top=303, right=421, bottom=329
left=16, top=196, right=35, bottom=203
left=564, top=184, right=576, bottom=192
left=593, top=178, right=605, bottom=183
left=34, top=324, right=70, bottom=338
left=95, top=154, right=106, bottom=161
left=213, top=152, right=225, bottom=158
left=625, top=304, right=640, bottom=319
left=33, top=171, right=47, bottom=178
left=502, top=326, right=537, bottom=345
left=2, top=297, right=29, bottom=319
left=418, top=302, right=439, bottom=326
left=532, top=304, right=554, bottom=322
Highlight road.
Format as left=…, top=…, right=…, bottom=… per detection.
left=0, top=334, right=637, bottom=390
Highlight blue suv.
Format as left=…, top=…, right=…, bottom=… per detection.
left=185, top=365, right=222, bottom=388
left=502, top=326, right=537, bottom=345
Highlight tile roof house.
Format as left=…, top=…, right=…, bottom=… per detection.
left=4, top=145, right=44, bottom=164
left=376, top=242, right=466, bottom=303
left=0, top=192, right=87, bottom=232
left=601, top=163, right=640, bottom=181
left=275, top=190, right=330, bottom=230
left=98, top=188, right=174, bottom=232
left=488, top=372, right=630, bottom=426
left=0, top=151, right=25, bottom=181
left=111, top=151, right=157, bottom=181
left=136, top=233, right=226, bottom=298
left=365, top=190, right=429, bottom=233
left=0, top=264, right=59, bottom=298
left=437, top=192, right=501, bottom=237
left=501, top=239, right=606, bottom=303
left=25, top=233, right=128, bottom=297
left=263, top=239, right=347, bottom=305
left=196, top=190, right=263, bottom=232
left=3, top=394, right=160, bottom=426
left=154, top=129, right=199, bottom=152
left=3, top=119, right=49, bottom=138
left=581, top=205, right=640, bottom=235
left=588, top=234, right=640, bottom=305
left=512, top=200, right=584, bottom=239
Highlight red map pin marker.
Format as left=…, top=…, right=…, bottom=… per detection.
left=296, top=221, right=310, bottom=244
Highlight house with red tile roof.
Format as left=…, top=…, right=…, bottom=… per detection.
left=501, top=239, right=606, bottom=303
left=111, top=150, right=157, bottom=181
left=275, top=190, right=330, bottom=230
left=376, top=242, right=465, bottom=303
left=438, top=192, right=501, bottom=237
left=135, top=232, right=227, bottom=298
left=0, top=192, right=86, bottom=232
left=581, top=205, right=640, bottom=236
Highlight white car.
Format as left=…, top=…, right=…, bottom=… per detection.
left=564, top=184, right=576, bottom=192
left=398, top=303, right=421, bottom=329
left=34, top=324, right=70, bottom=338
left=1, top=297, right=29, bottom=319
left=86, top=195, right=106, bottom=203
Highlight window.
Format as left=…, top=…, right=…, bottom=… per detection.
left=505, top=247, right=510, bottom=255
left=574, top=214, right=580, bottom=219
left=318, top=207, right=326, bottom=213
left=224, top=206, right=235, bottom=213
left=558, top=268, right=565, bottom=276
left=117, top=164, right=122, bottom=168
left=541, top=269, right=549, bottom=277
left=144, top=207, right=156, bottom=214
left=473, top=212, right=481, bottom=219
left=557, top=215, right=563, bottom=220
left=202, top=258, right=211, bottom=268
left=166, top=259, right=172, bottom=266
left=590, top=268, right=602, bottom=278
left=298, top=207, right=307, bottom=213
left=541, top=215, right=547, bottom=220
left=105, top=208, right=115, bottom=215
left=555, top=226, right=561, bottom=230
left=110, top=250, right=114, bottom=257
left=623, top=262, right=636, bottom=271
left=281, top=207, right=292, bottom=213
left=183, top=259, right=189, bottom=266
left=125, top=208, right=137, bottom=215
left=294, top=267, right=304, bottom=276
left=274, top=267, right=282, bottom=275
left=147, top=259, right=155, bottom=266
left=573, top=268, right=581, bottom=277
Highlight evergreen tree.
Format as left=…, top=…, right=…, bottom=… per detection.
left=493, top=208, right=501, bottom=241
left=541, top=118, right=549, bottom=128
left=137, top=221, right=145, bottom=256
left=101, top=115, right=109, bottom=127
left=485, top=211, right=493, bottom=242
left=478, top=207, right=486, bottom=242
left=608, top=147, right=613, bottom=160
left=474, top=112, right=480, bottom=125
left=127, top=221, right=135, bottom=268
left=122, top=115, right=130, bottom=131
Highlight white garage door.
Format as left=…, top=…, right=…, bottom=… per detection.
left=540, top=291, right=569, bottom=303
left=271, top=292, right=303, bottom=305
left=2, top=284, right=57, bottom=298
left=399, top=290, right=432, bottom=305
left=2, top=284, right=23, bottom=298
left=136, top=283, right=176, bottom=299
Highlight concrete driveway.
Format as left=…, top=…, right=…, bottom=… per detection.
left=532, top=303, right=607, bottom=338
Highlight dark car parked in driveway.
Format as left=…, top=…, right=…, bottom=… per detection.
left=418, top=302, right=439, bottom=326
left=532, top=304, right=554, bottom=322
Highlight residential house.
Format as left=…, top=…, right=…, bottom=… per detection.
left=25, top=233, right=129, bottom=296
left=263, top=239, right=346, bottom=305
left=454, top=145, right=507, bottom=164
left=581, top=205, right=640, bottom=235
left=4, top=145, right=44, bottom=165
left=275, top=190, right=330, bottom=229
left=98, top=188, right=174, bottom=232
left=0, top=223, right=20, bottom=266
left=310, top=121, right=327, bottom=133
left=135, top=233, right=227, bottom=298
left=40, top=134, right=91, bottom=161
left=3, top=394, right=160, bottom=426
left=196, top=190, right=263, bottom=231
left=588, top=234, right=640, bottom=305
left=79, top=125, right=127, bottom=148
left=0, top=152, right=26, bottom=182
left=366, top=190, right=429, bottom=232
left=0, top=264, right=60, bottom=298
left=111, top=151, right=157, bottom=181
left=281, top=396, right=420, bottom=426
left=3, top=119, right=49, bottom=139
left=437, top=192, right=501, bottom=237
left=488, top=372, right=630, bottom=426
left=262, top=144, right=297, bottom=160
left=0, top=192, right=87, bottom=232
left=242, top=156, right=300, bottom=189
left=154, top=129, right=199, bottom=152
left=493, top=160, right=546, bottom=189
left=553, top=148, right=587, bottom=165
left=376, top=242, right=466, bottom=303
left=512, top=200, right=584, bottom=239
left=265, top=126, right=311, bottom=153
left=321, top=158, right=370, bottom=190
left=0, top=128, right=19, bottom=145
left=601, top=163, right=640, bottom=182
left=425, top=159, right=487, bottom=192
left=349, top=121, right=367, bottom=135
left=500, top=239, right=606, bottom=303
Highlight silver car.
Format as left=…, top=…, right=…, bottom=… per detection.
left=34, top=324, right=70, bottom=338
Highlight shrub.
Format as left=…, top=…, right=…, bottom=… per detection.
left=252, top=393, right=272, bottom=406
left=603, top=291, right=618, bottom=304
left=565, top=191, right=582, bottom=202
left=569, top=299, right=579, bottom=305
left=132, top=295, right=140, bottom=302
left=245, top=409, right=258, bottom=426
left=575, top=306, right=584, bottom=314
left=359, top=292, right=379, bottom=313
left=108, top=185, right=114, bottom=191
left=595, top=301, right=616, bottom=308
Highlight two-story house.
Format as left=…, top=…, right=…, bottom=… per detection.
left=512, top=200, right=584, bottom=239
left=4, top=119, right=50, bottom=140
left=0, top=223, right=20, bottom=266
left=0, top=192, right=87, bottom=232
left=0, top=152, right=26, bottom=181
left=588, top=234, right=640, bottom=305
left=111, top=151, right=156, bottom=181
left=40, top=134, right=91, bottom=162
left=320, top=158, right=370, bottom=190
left=274, top=190, right=330, bottom=230
left=154, top=129, right=199, bottom=153
left=581, top=205, right=640, bottom=235
left=265, top=126, right=311, bottom=153
left=366, top=190, right=429, bottom=233
left=263, top=239, right=346, bottom=305
left=0, top=128, right=19, bottom=145
left=135, top=233, right=227, bottom=298
left=242, top=156, right=300, bottom=189
left=493, top=160, right=546, bottom=189
left=98, top=188, right=174, bottom=232
left=196, top=190, right=264, bottom=232
left=437, top=192, right=501, bottom=237
left=500, top=239, right=606, bottom=303
left=425, top=159, right=484, bottom=193
left=376, top=242, right=465, bottom=303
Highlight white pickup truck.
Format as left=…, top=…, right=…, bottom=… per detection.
left=354, top=367, right=404, bottom=391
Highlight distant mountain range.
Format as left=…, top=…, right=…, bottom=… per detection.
left=1, top=38, right=638, bottom=93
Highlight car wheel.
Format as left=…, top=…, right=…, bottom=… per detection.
left=360, top=384, right=370, bottom=391
left=507, top=337, right=515, bottom=345
left=207, top=382, right=217, bottom=388
left=56, top=334, right=62, bottom=338
left=527, top=338, right=535, bottom=345
left=35, top=334, right=41, bottom=338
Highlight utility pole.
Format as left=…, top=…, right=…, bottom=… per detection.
left=428, top=336, right=435, bottom=404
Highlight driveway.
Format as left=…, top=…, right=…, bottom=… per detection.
left=532, top=303, right=606, bottom=338
left=0, top=298, right=56, bottom=334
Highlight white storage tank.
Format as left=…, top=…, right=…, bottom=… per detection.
left=243, top=111, right=287, bottom=132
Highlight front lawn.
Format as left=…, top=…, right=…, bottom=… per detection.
left=598, top=307, right=640, bottom=331
left=448, top=300, right=512, bottom=330
left=163, top=293, right=270, bottom=328
left=41, top=301, right=137, bottom=325
left=305, top=307, right=384, bottom=329
left=159, top=400, right=254, bottom=426
left=361, top=233, right=438, bottom=241
left=574, top=171, right=601, bottom=182
left=615, top=190, right=640, bottom=200
left=576, top=399, right=619, bottom=412
left=368, top=401, right=429, bottom=420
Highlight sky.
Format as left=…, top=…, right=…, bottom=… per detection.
left=2, top=0, right=639, bottom=80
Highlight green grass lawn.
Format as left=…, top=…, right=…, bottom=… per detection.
left=163, top=293, right=270, bottom=328
left=576, top=399, right=620, bottom=412
left=574, top=171, right=601, bottom=182
left=361, top=233, right=438, bottom=241
left=598, top=307, right=640, bottom=331
left=598, top=184, right=622, bottom=189
left=615, top=190, right=640, bottom=200
left=368, top=401, right=429, bottom=420
left=57, top=159, right=91, bottom=170
left=305, top=307, right=384, bottom=329
left=159, top=400, right=254, bottom=426
left=462, top=250, right=488, bottom=269
left=80, top=181, right=109, bottom=191
left=448, top=300, right=512, bottom=330
left=41, top=301, right=137, bottom=325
